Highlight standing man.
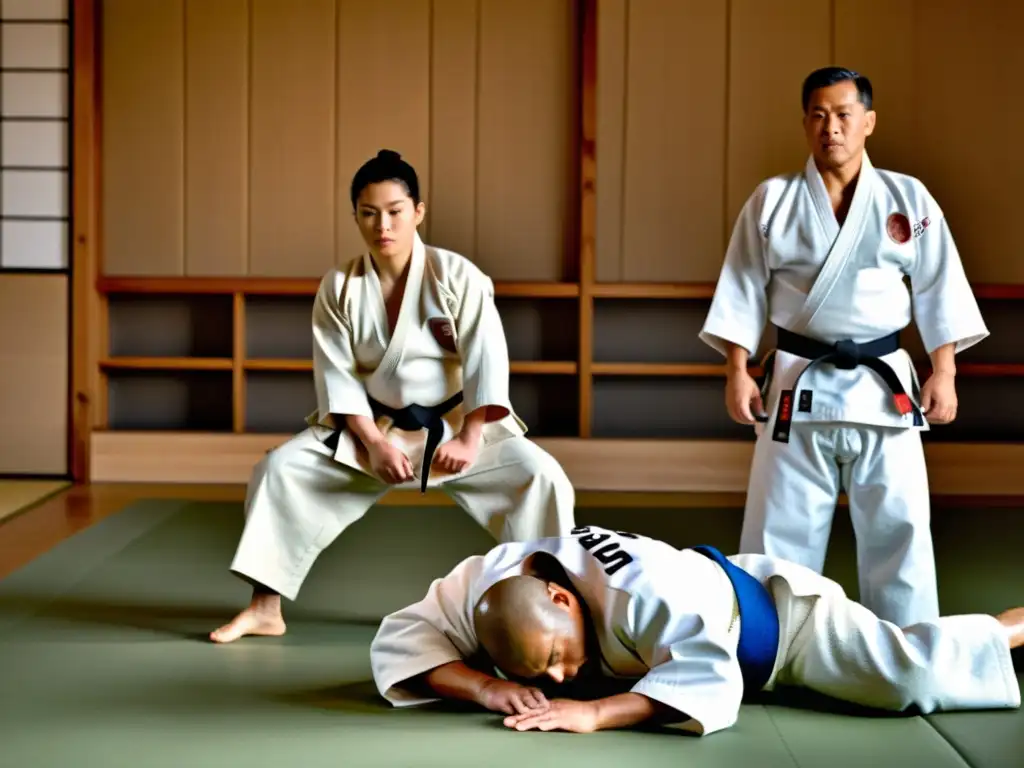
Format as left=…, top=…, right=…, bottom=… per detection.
left=699, top=67, right=988, bottom=627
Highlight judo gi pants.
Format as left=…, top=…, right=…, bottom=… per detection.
left=229, top=428, right=576, bottom=601
left=768, top=574, right=1021, bottom=713
left=740, top=422, right=938, bottom=627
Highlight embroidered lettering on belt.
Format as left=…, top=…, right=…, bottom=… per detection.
left=798, top=390, right=813, bottom=413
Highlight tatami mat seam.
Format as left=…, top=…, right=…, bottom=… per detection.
left=0, top=500, right=189, bottom=637
left=762, top=706, right=805, bottom=768
left=922, top=718, right=977, bottom=768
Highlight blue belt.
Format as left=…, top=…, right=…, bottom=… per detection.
left=692, top=545, right=780, bottom=696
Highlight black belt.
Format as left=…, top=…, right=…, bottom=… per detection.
left=325, top=391, right=464, bottom=492
left=757, top=327, right=922, bottom=443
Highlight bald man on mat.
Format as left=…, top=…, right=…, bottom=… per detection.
left=370, top=525, right=1022, bottom=735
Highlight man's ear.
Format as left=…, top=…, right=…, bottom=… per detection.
left=864, top=109, right=877, bottom=136
left=547, top=583, right=573, bottom=610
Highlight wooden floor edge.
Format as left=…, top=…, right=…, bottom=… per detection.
left=88, top=432, right=1024, bottom=497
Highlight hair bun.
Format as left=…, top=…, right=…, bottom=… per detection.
left=376, top=149, right=402, bottom=162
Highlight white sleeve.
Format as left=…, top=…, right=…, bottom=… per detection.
left=311, top=269, right=374, bottom=425
left=699, top=185, right=771, bottom=357
left=370, top=556, right=485, bottom=707
left=449, top=263, right=515, bottom=417
left=625, top=588, right=745, bottom=736
left=908, top=208, right=989, bottom=354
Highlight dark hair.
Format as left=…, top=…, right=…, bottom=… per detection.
left=801, top=67, right=872, bottom=112
left=350, top=149, right=421, bottom=209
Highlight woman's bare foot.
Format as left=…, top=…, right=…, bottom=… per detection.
left=210, top=592, right=287, bottom=644
left=996, top=607, right=1024, bottom=649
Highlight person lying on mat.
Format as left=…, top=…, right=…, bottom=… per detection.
left=369, top=524, right=1022, bottom=735
left=209, top=149, right=575, bottom=644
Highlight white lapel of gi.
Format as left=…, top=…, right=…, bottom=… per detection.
left=791, top=152, right=877, bottom=334
left=365, top=232, right=426, bottom=388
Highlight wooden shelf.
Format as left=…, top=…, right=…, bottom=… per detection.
left=97, top=357, right=1024, bottom=379
left=912, top=362, right=1024, bottom=378
left=242, top=359, right=578, bottom=375
left=96, top=276, right=580, bottom=298
left=96, top=276, right=1024, bottom=301
left=954, top=363, right=1024, bottom=377
left=973, top=285, right=1024, bottom=300
left=243, top=359, right=311, bottom=372
left=593, top=363, right=762, bottom=377
left=511, top=361, right=578, bottom=374
left=590, top=283, right=715, bottom=299
left=99, top=357, right=233, bottom=371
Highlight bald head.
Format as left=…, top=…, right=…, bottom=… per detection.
left=473, top=575, right=570, bottom=679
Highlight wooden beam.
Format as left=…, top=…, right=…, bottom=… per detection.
left=99, top=357, right=234, bottom=371
left=974, top=285, right=1024, bottom=300
left=95, top=276, right=580, bottom=298
left=70, top=0, right=101, bottom=483
left=95, top=275, right=1024, bottom=301
left=94, top=357, right=1024, bottom=379
left=592, top=363, right=762, bottom=377
left=577, top=0, right=597, bottom=437
left=590, top=283, right=717, bottom=299
left=232, top=293, right=246, bottom=433
left=238, top=359, right=578, bottom=374
left=89, top=432, right=1024, bottom=497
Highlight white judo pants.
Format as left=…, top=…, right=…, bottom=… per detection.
left=229, top=428, right=576, bottom=600
left=767, top=574, right=1020, bottom=713
left=740, top=423, right=937, bottom=627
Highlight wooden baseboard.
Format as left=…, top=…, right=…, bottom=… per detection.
left=88, top=431, right=1024, bottom=497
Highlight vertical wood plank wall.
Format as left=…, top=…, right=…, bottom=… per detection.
left=98, top=0, right=1024, bottom=284
left=596, top=0, right=1024, bottom=284
left=0, top=275, right=68, bottom=475
left=100, top=0, right=578, bottom=282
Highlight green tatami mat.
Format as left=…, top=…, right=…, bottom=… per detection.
left=0, top=499, right=1019, bottom=767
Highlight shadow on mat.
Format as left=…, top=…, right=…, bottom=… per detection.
left=748, top=686, right=920, bottom=719
left=0, top=594, right=383, bottom=642
left=272, top=679, right=491, bottom=717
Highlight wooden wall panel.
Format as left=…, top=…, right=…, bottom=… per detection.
left=248, top=0, right=336, bottom=277
left=184, top=0, right=249, bottom=276
left=620, top=0, right=727, bottom=282
left=988, top=3, right=1024, bottom=284
left=475, top=0, right=576, bottom=281
left=725, top=0, right=830, bottom=231
left=0, top=275, right=67, bottom=475
left=911, top=0, right=1024, bottom=285
left=101, top=0, right=184, bottom=275
left=335, top=0, right=430, bottom=263
left=594, top=0, right=626, bottom=283
left=833, top=0, right=916, bottom=177
left=429, top=0, right=479, bottom=260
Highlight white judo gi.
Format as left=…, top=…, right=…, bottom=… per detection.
left=700, top=153, right=989, bottom=627
left=370, top=525, right=1020, bottom=736
left=230, top=233, right=576, bottom=600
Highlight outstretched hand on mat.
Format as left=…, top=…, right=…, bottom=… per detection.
left=503, top=699, right=598, bottom=733
left=477, top=678, right=549, bottom=715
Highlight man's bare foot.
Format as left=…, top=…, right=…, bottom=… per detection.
left=210, top=592, right=286, bottom=644
left=996, top=607, right=1024, bottom=649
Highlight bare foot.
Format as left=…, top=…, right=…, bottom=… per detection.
left=210, top=593, right=286, bottom=644
left=995, top=607, right=1024, bottom=649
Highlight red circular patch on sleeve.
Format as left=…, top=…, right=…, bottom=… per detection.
left=886, top=213, right=911, bottom=244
